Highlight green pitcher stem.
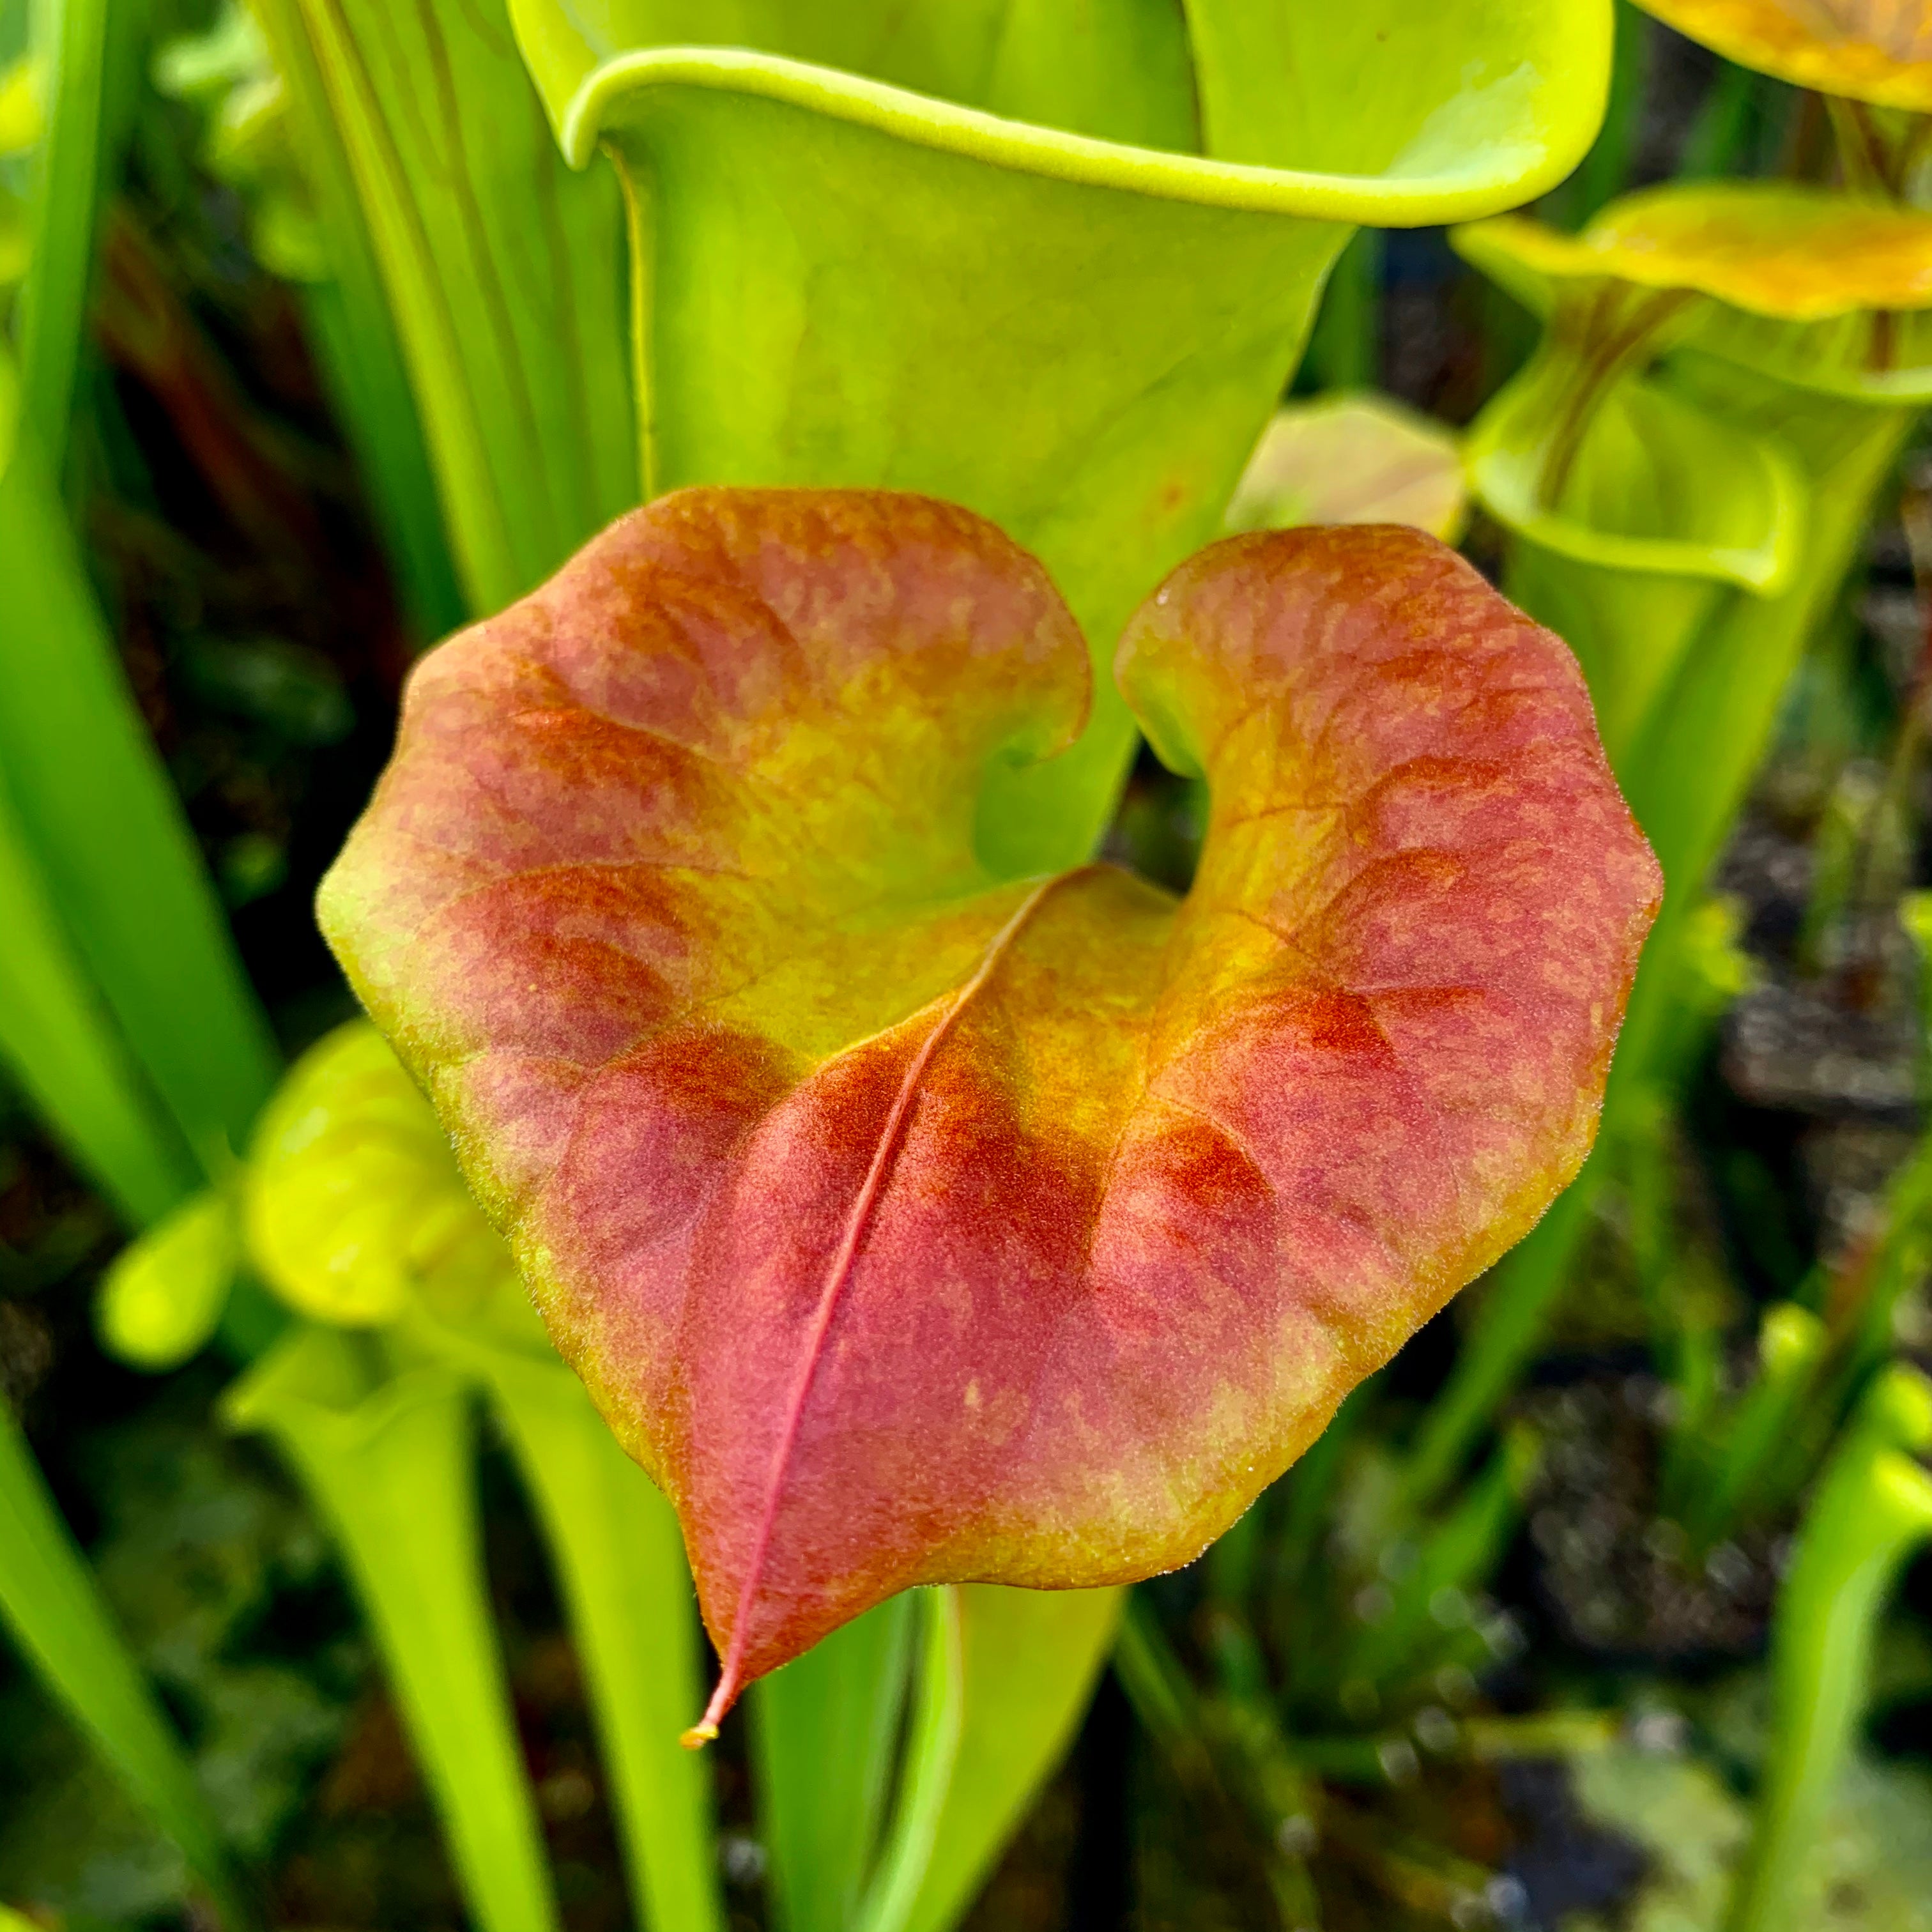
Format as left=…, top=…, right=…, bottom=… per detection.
left=478, top=1347, right=726, bottom=1932
left=896, top=1584, right=1121, bottom=1932
left=224, top=1330, right=562, bottom=1932
left=1538, top=284, right=1701, bottom=508
left=1411, top=347, right=1919, bottom=1504
left=1823, top=97, right=1932, bottom=206
left=1612, top=372, right=1916, bottom=1087
left=753, top=1593, right=917, bottom=1932
left=1728, top=1368, right=1932, bottom=1932
left=856, top=1589, right=968, bottom=1932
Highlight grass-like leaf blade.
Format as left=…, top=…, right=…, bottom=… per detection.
left=0, top=1403, right=249, bottom=1926
left=0, top=765, right=195, bottom=1225
left=754, top=1593, right=916, bottom=1932
left=225, top=1328, right=562, bottom=1932
left=482, top=1345, right=726, bottom=1932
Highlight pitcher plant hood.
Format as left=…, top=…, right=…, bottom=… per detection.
left=318, top=489, right=1660, bottom=1730
left=1634, top=0, right=1932, bottom=109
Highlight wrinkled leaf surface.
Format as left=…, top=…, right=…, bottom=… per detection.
left=321, top=488, right=1660, bottom=1713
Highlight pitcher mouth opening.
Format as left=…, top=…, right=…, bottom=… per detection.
left=554, top=44, right=1602, bottom=227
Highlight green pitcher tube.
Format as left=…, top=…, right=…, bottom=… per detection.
left=254, top=0, right=1613, bottom=873
left=525, top=0, right=1614, bottom=869
left=1402, top=186, right=1932, bottom=1501
left=1456, top=186, right=1932, bottom=1098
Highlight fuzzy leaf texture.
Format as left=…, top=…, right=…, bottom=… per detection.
left=319, top=489, right=1660, bottom=1726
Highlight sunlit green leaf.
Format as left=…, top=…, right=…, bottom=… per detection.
left=12, top=0, right=110, bottom=466
left=898, top=1585, right=1122, bottom=1932
left=755, top=1595, right=917, bottom=1932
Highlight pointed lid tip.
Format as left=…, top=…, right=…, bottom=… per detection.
left=680, top=1666, right=739, bottom=1750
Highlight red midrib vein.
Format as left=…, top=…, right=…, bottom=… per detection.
left=683, top=871, right=1070, bottom=1744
